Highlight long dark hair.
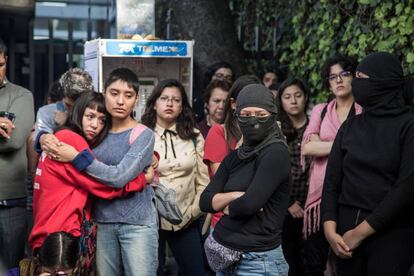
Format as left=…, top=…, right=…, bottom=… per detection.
left=223, top=75, right=261, bottom=150
left=62, top=91, right=111, bottom=148
left=141, top=79, right=198, bottom=140
left=277, top=78, right=310, bottom=143
left=38, top=232, right=79, bottom=271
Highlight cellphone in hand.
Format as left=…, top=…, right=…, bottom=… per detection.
left=0, top=111, right=16, bottom=123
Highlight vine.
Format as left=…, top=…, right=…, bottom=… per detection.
left=231, top=0, right=414, bottom=102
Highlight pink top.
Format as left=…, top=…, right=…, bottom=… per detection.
left=301, top=99, right=362, bottom=237
left=203, top=124, right=237, bottom=227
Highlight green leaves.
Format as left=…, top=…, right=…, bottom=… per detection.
left=407, top=53, right=414, bottom=64
left=270, top=1, right=414, bottom=102
left=231, top=1, right=414, bottom=102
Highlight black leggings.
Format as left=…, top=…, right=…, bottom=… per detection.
left=302, top=228, right=330, bottom=276
left=282, top=215, right=305, bottom=276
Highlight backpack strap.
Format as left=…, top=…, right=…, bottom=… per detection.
left=320, top=102, right=356, bottom=123
left=129, top=124, right=147, bottom=145
left=320, top=103, right=328, bottom=122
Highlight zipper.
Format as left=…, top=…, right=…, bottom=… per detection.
left=354, top=209, right=361, bottom=226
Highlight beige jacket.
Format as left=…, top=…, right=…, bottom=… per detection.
left=154, top=124, right=209, bottom=231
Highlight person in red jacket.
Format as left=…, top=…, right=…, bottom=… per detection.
left=29, top=92, right=153, bottom=251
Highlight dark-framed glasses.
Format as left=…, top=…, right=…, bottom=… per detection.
left=328, top=71, right=352, bottom=82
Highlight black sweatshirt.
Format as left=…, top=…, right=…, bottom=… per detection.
left=199, top=143, right=290, bottom=252
left=321, top=111, right=414, bottom=231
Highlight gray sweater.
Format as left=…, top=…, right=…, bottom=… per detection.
left=0, top=81, right=34, bottom=200
left=72, top=126, right=157, bottom=225
left=92, top=128, right=157, bottom=225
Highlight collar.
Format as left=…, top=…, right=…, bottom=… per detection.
left=155, top=123, right=177, bottom=136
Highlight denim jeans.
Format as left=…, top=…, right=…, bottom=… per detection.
left=216, top=246, right=289, bottom=276
left=0, top=206, right=27, bottom=269
left=96, top=222, right=158, bottom=276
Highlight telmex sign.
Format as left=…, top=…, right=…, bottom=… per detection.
left=105, top=41, right=188, bottom=57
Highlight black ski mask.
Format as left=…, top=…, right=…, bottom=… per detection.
left=235, top=84, right=287, bottom=159
left=238, top=115, right=275, bottom=145
left=352, top=52, right=404, bottom=110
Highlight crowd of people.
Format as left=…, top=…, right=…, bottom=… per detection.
left=1, top=34, right=414, bottom=276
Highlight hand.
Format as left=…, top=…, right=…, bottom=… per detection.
left=0, top=118, right=15, bottom=139
left=222, top=192, right=244, bottom=215
left=326, top=231, right=352, bottom=259
left=145, top=166, right=155, bottom=183
left=288, top=201, right=304, bottom=218
left=54, top=111, right=69, bottom=126
left=309, top=134, right=321, bottom=142
left=52, top=142, right=79, bottom=162
left=40, top=133, right=62, bottom=156
left=151, top=154, right=159, bottom=170
left=342, top=229, right=364, bottom=251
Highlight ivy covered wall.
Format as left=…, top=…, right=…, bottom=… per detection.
left=232, top=0, right=414, bottom=102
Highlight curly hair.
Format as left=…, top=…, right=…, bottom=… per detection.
left=321, top=54, right=358, bottom=90
left=59, top=68, right=93, bottom=101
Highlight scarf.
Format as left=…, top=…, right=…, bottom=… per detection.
left=301, top=100, right=362, bottom=237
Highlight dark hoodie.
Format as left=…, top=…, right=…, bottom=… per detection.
left=321, top=52, right=414, bottom=232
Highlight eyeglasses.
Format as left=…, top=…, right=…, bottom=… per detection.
left=213, top=73, right=233, bottom=81
left=158, top=96, right=182, bottom=105
left=235, top=113, right=273, bottom=124
left=328, top=71, right=352, bottom=82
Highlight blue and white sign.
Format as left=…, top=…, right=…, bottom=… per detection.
left=105, top=41, right=188, bottom=57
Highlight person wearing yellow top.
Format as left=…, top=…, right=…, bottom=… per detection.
left=141, top=79, right=209, bottom=276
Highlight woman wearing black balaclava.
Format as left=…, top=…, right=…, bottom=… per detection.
left=321, top=52, right=414, bottom=276
left=200, top=84, right=291, bottom=275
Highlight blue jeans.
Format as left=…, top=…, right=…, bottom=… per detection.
left=217, top=246, right=289, bottom=276
left=0, top=206, right=27, bottom=269
left=96, top=222, right=158, bottom=276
